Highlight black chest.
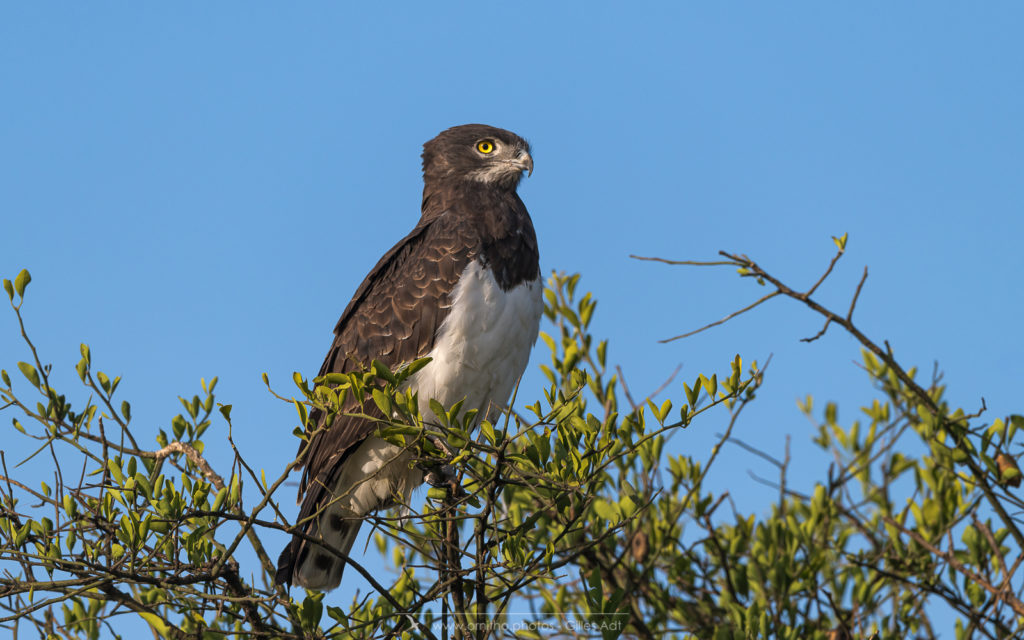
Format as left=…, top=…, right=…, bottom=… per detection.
left=445, top=186, right=540, bottom=291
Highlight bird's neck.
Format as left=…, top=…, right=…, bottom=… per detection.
left=420, top=179, right=519, bottom=223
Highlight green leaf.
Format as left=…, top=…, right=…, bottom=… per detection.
left=14, top=269, right=31, bottom=297
left=229, top=473, right=241, bottom=505
left=580, top=298, right=596, bottom=327
left=211, top=487, right=228, bottom=512
left=14, top=523, right=30, bottom=547
left=398, top=356, right=432, bottom=380
left=327, top=605, right=347, bottom=624
left=372, top=388, right=392, bottom=416
left=447, top=398, right=465, bottom=424
left=585, top=568, right=603, bottom=609
left=323, top=372, right=348, bottom=385
left=2, top=279, right=12, bottom=301
left=294, top=399, right=308, bottom=427
left=107, top=459, right=126, bottom=486
left=423, top=400, right=444, bottom=426
left=372, top=360, right=397, bottom=385
left=17, top=362, right=40, bottom=387
left=299, top=592, right=325, bottom=631
left=644, top=398, right=673, bottom=424
left=705, top=374, right=717, bottom=398
left=134, top=473, right=152, bottom=499
left=171, top=415, right=186, bottom=440
left=543, top=288, right=558, bottom=310
left=481, top=420, right=497, bottom=445
left=567, top=273, right=580, bottom=299
left=832, top=232, right=848, bottom=251
left=292, top=371, right=311, bottom=396
left=592, top=499, right=620, bottom=523
left=619, top=494, right=637, bottom=518
left=684, top=380, right=700, bottom=407
left=136, top=612, right=170, bottom=636
left=96, top=371, right=111, bottom=394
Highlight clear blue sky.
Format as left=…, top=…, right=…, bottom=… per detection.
left=2, top=3, right=1022, bottom=634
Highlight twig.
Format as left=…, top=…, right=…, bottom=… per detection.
left=615, top=363, right=682, bottom=413
left=629, top=255, right=739, bottom=267
left=882, top=514, right=1024, bottom=617
left=616, top=365, right=639, bottom=411
left=803, top=246, right=844, bottom=299
left=847, top=266, right=868, bottom=322
left=660, top=291, right=781, bottom=343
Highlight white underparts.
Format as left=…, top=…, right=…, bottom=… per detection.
left=294, top=261, right=543, bottom=590
left=411, top=260, right=543, bottom=426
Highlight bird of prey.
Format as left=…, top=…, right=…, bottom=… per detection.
left=275, top=124, right=542, bottom=591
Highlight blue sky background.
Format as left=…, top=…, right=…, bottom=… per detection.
left=2, top=3, right=1023, bottom=635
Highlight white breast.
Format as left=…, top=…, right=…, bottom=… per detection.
left=324, top=261, right=541, bottom=519
left=296, top=258, right=542, bottom=591
left=412, top=260, right=544, bottom=424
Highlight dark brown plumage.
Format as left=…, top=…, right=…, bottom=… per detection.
left=275, top=124, right=540, bottom=590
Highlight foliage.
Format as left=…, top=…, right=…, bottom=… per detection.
left=1, top=237, right=1022, bottom=639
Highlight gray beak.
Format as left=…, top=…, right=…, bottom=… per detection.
left=516, top=151, right=534, bottom=177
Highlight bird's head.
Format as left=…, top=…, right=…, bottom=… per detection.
left=421, top=124, right=533, bottom=190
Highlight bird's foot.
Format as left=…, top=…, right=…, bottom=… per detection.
left=423, top=464, right=454, bottom=487
left=422, top=464, right=466, bottom=498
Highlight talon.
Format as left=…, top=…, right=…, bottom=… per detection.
left=423, top=464, right=456, bottom=487
left=422, top=464, right=466, bottom=497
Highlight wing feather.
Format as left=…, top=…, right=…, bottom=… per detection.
left=299, top=215, right=475, bottom=483
left=296, top=213, right=474, bottom=514
left=276, top=214, right=474, bottom=587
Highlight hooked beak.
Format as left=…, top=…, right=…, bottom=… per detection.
left=513, top=150, right=534, bottom=177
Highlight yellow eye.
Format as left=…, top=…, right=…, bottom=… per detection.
left=476, top=140, right=495, bottom=154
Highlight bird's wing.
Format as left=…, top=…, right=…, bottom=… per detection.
left=276, top=213, right=474, bottom=587
left=296, top=213, right=474, bottom=499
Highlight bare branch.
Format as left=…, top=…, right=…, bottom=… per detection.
left=660, top=291, right=781, bottom=343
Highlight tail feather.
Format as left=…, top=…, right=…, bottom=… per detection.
left=294, top=511, right=361, bottom=591
left=275, top=436, right=423, bottom=591
left=275, top=502, right=362, bottom=591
